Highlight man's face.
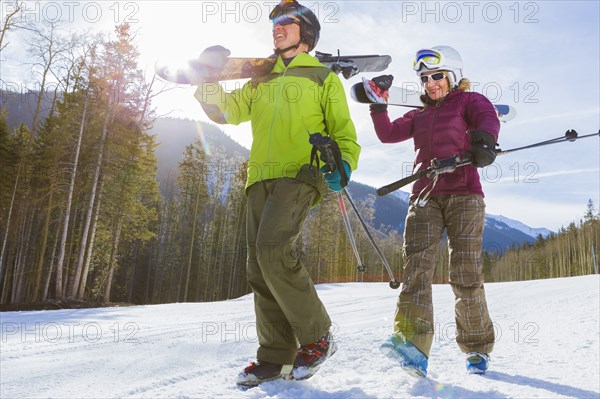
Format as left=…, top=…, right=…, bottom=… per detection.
left=272, top=16, right=302, bottom=51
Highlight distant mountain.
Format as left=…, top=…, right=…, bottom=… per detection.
left=482, top=215, right=545, bottom=252
left=1, top=90, right=53, bottom=130
left=345, top=181, right=408, bottom=232
left=487, top=214, right=553, bottom=239
left=150, top=117, right=249, bottom=182
left=345, top=182, right=553, bottom=252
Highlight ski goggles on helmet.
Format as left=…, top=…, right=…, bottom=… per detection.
left=413, top=49, right=442, bottom=72
left=272, top=16, right=301, bottom=27
left=420, top=72, right=445, bottom=84
left=270, top=0, right=304, bottom=24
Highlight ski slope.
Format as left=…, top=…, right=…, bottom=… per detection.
left=1, top=276, right=599, bottom=398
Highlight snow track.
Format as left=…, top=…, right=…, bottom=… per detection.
left=1, top=276, right=599, bottom=398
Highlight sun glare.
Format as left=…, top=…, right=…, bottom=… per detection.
left=137, top=1, right=272, bottom=69
left=134, top=1, right=274, bottom=134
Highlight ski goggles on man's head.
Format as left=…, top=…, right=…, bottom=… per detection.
left=413, top=49, right=442, bottom=71
left=420, top=72, right=445, bottom=84
left=272, top=16, right=300, bottom=27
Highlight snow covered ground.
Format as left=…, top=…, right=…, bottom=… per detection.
left=1, top=275, right=599, bottom=399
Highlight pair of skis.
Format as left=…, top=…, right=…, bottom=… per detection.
left=155, top=51, right=516, bottom=120
left=155, top=51, right=516, bottom=124
left=351, top=77, right=517, bottom=123
left=155, top=51, right=392, bottom=84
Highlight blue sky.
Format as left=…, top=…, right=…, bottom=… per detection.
left=1, top=1, right=599, bottom=231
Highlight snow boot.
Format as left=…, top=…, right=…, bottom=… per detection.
left=292, top=332, right=337, bottom=380
left=466, top=352, right=490, bottom=374
left=236, top=360, right=293, bottom=387
left=380, top=332, right=428, bottom=377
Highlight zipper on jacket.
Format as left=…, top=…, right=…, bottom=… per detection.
left=266, top=63, right=289, bottom=171
left=426, top=105, right=439, bottom=164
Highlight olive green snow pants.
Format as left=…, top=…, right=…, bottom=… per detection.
left=394, top=195, right=495, bottom=357
left=246, top=178, right=331, bottom=365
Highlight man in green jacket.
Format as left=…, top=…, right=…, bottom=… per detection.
left=194, top=0, right=360, bottom=387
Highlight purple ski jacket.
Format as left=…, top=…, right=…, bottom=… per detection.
left=370, top=90, right=500, bottom=199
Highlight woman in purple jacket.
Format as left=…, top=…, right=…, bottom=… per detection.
left=370, top=46, right=499, bottom=377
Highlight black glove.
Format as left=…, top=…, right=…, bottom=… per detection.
left=198, top=45, right=231, bottom=70
left=369, top=103, right=388, bottom=112
left=368, top=75, right=394, bottom=112
left=372, top=74, right=394, bottom=90
left=468, top=130, right=497, bottom=167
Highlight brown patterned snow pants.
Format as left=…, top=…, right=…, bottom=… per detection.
left=394, top=195, right=495, bottom=357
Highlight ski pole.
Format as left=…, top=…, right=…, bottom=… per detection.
left=337, top=191, right=367, bottom=273
left=377, top=129, right=600, bottom=196
left=310, top=132, right=404, bottom=288
left=309, top=133, right=365, bottom=274
left=343, top=188, right=400, bottom=289
left=377, top=154, right=472, bottom=196
left=496, top=129, right=599, bottom=155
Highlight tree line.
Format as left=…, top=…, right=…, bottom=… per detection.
left=1, top=19, right=161, bottom=304
left=482, top=201, right=599, bottom=282
left=1, top=13, right=597, bottom=307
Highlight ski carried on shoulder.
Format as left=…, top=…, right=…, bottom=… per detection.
left=155, top=51, right=392, bottom=84
left=351, top=77, right=517, bottom=123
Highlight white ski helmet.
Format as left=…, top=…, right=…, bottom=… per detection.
left=413, top=45, right=463, bottom=88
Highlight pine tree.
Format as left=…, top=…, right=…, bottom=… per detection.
left=0, top=123, right=33, bottom=303
left=177, top=140, right=209, bottom=301
left=584, top=199, right=597, bottom=222
left=90, top=24, right=159, bottom=303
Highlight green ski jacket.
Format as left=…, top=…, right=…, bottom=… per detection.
left=194, top=52, right=360, bottom=201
